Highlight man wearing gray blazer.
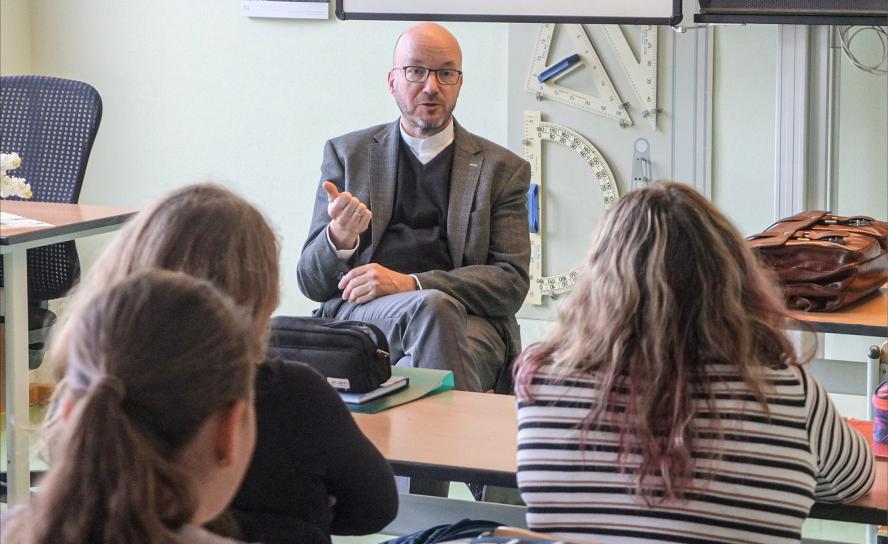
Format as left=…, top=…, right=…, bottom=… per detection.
left=297, top=23, right=530, bottom=392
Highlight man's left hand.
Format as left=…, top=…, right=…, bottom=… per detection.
left=339, top=263, right=415, bottom=304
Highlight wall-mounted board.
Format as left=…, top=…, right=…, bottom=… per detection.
left=336, top=0, right=682, bottom=25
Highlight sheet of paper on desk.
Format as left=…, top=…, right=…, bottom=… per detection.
left=0, top=212, right=52, bottom=229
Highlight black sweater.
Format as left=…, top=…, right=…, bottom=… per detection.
left=369, top=139, right=454, bottom=274
left=232, top=359, right=398, bottom=544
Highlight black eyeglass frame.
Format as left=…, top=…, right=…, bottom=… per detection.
left=393, top=66, right=463, bottom=85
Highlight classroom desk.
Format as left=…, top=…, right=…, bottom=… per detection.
left=785, top=289, right=887, bottom=420
left=785, top=289, right=887, bottom=338
left=353, top=389, right=518, bottom=487
left=1, top=201, right=136, bottom=504
left=353, top=390, right=888, bottom=527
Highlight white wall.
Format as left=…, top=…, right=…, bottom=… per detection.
left=711, top=25, right=778, bottom=236
left=24, top=0, right=509, bottom=316
left=0, top=0, right=32, bottom=76
left=835, top=29, right=888, bottom=218
left=710, top=24, right=887, bottom=232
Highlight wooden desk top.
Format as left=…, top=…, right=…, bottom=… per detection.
left=809, top=419, right=888, bottom=524
left=354, top=391, right=887, bottom=524
left=353, top=390, right=517, bottom=485
left=1, top=201, right=136, bottom=246
left=785, top=289, right=887, bottom=337
left=809, top=450, right=887, bottom=524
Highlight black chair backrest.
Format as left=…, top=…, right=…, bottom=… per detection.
left=1, top=76, right=103, bottom=301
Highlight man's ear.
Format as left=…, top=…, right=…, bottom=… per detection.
left=213, top=399, right=247, bottom=466
left=387, top=70, right=397, bottom=96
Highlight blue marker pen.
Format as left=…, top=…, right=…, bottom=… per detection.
left=537, top=53, right=582, bottom=83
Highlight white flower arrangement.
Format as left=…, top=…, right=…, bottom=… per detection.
left=0, top=152, right=33, bottom=199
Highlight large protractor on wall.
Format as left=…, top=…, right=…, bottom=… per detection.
left=523, top=110, right=620, bottom=305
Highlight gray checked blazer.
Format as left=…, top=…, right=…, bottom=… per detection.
left=296, top=119, right=531, bottom=358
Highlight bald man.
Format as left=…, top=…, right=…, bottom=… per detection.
left=297, top=23, right=530, bottom=393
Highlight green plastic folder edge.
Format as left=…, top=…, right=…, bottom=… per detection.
left=347, top=366, right=455, bottom=414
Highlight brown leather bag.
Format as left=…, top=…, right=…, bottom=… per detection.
left=747, top=211, right=888, bottom=312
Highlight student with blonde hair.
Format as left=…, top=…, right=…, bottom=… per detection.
left=46, top=184, right=397, bottom=544
left=514, top=182, right=874, bottom=544
left=2, top=270, right=260, bottom=544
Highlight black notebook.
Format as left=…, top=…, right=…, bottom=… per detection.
left=338, top=376, right=409, bottom=404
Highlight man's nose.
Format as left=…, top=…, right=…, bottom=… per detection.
left=422, top=73, right=440, bottom=95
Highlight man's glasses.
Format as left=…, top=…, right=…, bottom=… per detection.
left=395, top=66, right=463, bottom=85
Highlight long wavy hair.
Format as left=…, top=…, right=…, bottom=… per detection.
left=514, top=181, right=801, bottom=500
left=6, top=271, right=260, bottom=544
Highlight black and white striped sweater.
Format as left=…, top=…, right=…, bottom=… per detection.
left=516, top=363, right=875, bottom=544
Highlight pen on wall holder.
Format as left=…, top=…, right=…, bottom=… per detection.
left=537, top=53, right=582, bottom=83
left=526, top=24, right=633, bottom=128
left=526, top=184, right=540, bottom=234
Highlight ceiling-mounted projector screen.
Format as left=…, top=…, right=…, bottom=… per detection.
left=336, top=0, right=683, bottom=25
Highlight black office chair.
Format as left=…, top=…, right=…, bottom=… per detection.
left=0, top=75, right=103, bottom=368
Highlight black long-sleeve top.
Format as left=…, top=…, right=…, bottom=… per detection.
left=232, top=359, right=398, bottom=544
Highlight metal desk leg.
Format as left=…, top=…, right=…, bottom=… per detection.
left=4, top=249, right=30, bottom=504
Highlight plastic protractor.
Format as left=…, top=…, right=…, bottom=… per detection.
left=536, top=121, right=620, bottom=208
left=525, top=24, right=632, bottom=127
left=522, top=111, right=620, bottom=304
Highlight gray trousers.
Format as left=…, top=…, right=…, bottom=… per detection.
left=330, top=289, right=506, bottom=392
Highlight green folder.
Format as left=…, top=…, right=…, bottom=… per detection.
left=346, top=366, right=454, bottom=414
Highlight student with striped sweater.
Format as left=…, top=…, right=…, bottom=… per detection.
left=513, top=182, right=875, bottom=544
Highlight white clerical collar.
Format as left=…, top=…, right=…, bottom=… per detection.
left=399, top=119, right=454, bottom=165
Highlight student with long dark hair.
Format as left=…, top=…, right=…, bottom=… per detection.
left=514, top=182, right=874, bottom=544
left=3, top=271, right=259, bottom=544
